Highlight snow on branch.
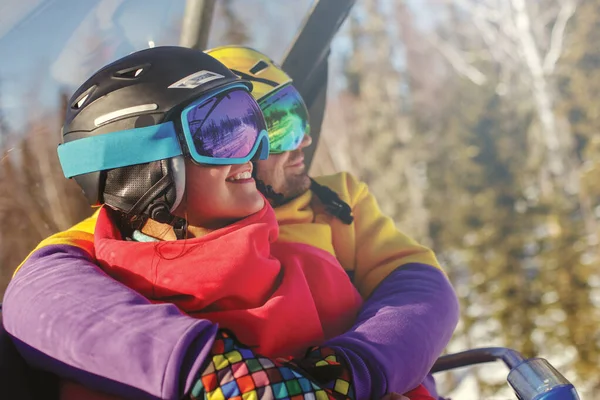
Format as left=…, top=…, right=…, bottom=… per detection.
left=543, top=0, right=577, bottom=75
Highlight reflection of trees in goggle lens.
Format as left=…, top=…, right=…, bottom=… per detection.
left=264, top=95, right=308, bottom=132
left=187, top=91, right=261, bottom=158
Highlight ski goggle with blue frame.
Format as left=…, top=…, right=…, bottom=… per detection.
left=58, top=83, right=270, bottom=179
left=259, top=83, right=310, bottom=154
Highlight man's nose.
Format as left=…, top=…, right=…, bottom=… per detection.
left=298, top=134, right=312, bottom=149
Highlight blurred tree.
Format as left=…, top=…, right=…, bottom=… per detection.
left=0, top=93, right=91, bottom=297
left=313, top=0, right=599, bottom=397
left=425, top=68, right=545, bottom=395
left=314, top=0, right=432, bottom=242
left=419, top=0, right=600, bottom=395
left=553, top=0, right=600, bottom=390
left=0, top=81, right=9, bottom=139
left=220, top=0, right=250, bottom=45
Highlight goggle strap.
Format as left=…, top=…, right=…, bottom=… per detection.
left=229, top=69, right=283, bottom=88
left=58, top=122, right=183, bottom=178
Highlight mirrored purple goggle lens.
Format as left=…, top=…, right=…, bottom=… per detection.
left=186, top=89, right=266, bottom=159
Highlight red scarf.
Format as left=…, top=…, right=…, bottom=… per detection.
left=94, top=204, right=362, bottom=358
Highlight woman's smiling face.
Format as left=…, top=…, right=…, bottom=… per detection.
left=174, top=160, right=264, bottom=229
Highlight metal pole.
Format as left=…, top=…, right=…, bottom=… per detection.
left=431, top=347, right=526, bottom=373
left=179, top=0, right=216, bottom=50
left=282, top=0, right=355, bottom=92
left=281, top=0, right=356, bottom=169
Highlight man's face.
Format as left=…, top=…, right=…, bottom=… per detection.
left=255, top=134, right=313, bottom=204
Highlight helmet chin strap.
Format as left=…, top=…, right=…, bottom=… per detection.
left=169, top=156, right=186, bottom=212
left=168, top=156, right=188, bottom=240
left=172, top=217, right=188, bottom=240
left=140, top=177, right=188, bottom=240
left=147, top=202, right=188, bottom=240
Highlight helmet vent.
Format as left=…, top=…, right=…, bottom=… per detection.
left=71, top=85, right=96, bottom=110
left=113, top=64, right=150, bottom=80
left=250, top=60, right=269, bottom=74
left=94, top=104, right=158, bottom=127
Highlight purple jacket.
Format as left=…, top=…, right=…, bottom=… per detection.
left=3, top=243, right=458, bottom=399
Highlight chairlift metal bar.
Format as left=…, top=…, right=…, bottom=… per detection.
left=431, top=347, right=526, bottom=373
left=282, top=0, right=355, bottom=91
left=179, top=0, right=216, bottom=50
left=282, top=0, right=356, bottom=169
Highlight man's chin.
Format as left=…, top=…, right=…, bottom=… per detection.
left=281, top=173, right=311, bottom=203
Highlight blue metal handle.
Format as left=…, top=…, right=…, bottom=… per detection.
left=431, top=348, right=580, bottom=400
left=533, top=385, right=579, bottom=400
left=507, top=358, right=580, bottom=400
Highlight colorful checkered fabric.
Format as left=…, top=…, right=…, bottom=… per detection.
left=190, top=331, right=355, bottom=400
left=289, top=346, right=354, bottom=398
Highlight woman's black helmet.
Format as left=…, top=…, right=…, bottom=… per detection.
left=61, top=46, right=250, bottom=223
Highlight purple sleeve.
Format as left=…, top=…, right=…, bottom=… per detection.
left=325, top=264, right=459, bottom=399
left=2, top=244, right=217, bottom=400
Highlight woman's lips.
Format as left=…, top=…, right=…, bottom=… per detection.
left=227, top=177, right=255, bottom=184
left=226, top=163, right=253, bottom=181
left=226, top=170, right=254, bottom=183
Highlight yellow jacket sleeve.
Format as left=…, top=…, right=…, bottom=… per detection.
left=315, top=172, right=442, bottom=298
left=13, top=209, right=100, bottom=276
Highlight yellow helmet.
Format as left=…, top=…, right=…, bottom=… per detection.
left=206, top=46, right=292, bottom=102
left=206, top=45, right=310, bottom=153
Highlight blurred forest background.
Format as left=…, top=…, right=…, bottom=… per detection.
left=1, top=0, right=599, bottom=398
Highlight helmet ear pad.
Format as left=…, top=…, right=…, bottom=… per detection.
left=101, top=155, right=185, bottom=223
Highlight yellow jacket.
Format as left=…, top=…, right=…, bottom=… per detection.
left=17, top=172, right=441, bottom=298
